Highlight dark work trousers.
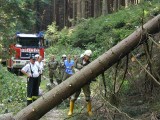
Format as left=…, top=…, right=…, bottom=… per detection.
left=38, top=74, right=42, bottom=87
left=27, top=77, right=39, bottom=105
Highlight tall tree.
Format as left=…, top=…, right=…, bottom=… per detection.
left=89, top=0, right=94, bottom=17
left=12, top=14, right=160, bottom=120
left=102, top=0, right=109, bottom=15
left=121, top=0, right=126, bottom=6
left=35, top=0, right=41, bottom=32
left=107, top=0, right=111, bottom=13
left=53, top=0, right=56, bottom=22
left=81, top=0, right=86, bottom=18
left=94, top=0, right=101, bottom=18
left=86, top=0, right=93, bottom=18
left=72, top=0, right=77, bottom=25
left=77, top=0, right=82, bottom=21
left=117, top=0, right=122, bottom=10
left=0, top=0, right=35, bottom=33
left=113, top=0, right=118, bottom=12
left=125, top=0, right=131, bottom=7
left=67, top=0, right=73, bottom=27
left=64, top=0, right=68, bottom=26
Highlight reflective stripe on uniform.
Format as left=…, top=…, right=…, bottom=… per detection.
left=85, top=96, right=91, bottom=101
left=32, top=96, right=38, bottom=100
left=27, top=97, right=32, bottom=100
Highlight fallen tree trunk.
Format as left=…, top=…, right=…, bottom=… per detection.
left=12, top=14, right=160, bottom=120
left=0, top=113, right=13, bottom=120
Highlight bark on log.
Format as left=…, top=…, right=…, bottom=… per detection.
left=13, top=14, right=160, bottom=120
left=0, top=113, right=13, bottom=120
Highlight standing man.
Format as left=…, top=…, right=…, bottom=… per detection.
left=48, top=55, right=60, bottom=85
left=35, top=55, right=44, bottom=88
left=21, top=56, right=40, bottom=105
left=59, top=54, right=67, bottom=83
left=62, top=54, right=74, bottom=81
left=68, top=50, right=93, bottom=116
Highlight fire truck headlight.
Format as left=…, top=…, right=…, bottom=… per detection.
left=13, top=61, right=16, bottom=64
left=11, top=57, right=15, bottom=60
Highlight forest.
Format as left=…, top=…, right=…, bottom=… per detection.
left=0, top=0, right=160, bottom=120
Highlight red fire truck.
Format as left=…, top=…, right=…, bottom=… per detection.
left=7, top=33, right=45, bottom=73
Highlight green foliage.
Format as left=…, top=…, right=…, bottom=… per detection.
left=120, top=79, right=130, bottom=93
left=0, top=0, right=35, bottom=33
left=45, top=44, right=82, bottom=61
left=69, top=18, right=103, bottom=49
left=0, top=65, right=26, bottom=114
left=58, top=27, right=72, bottom=45
left=44, top=22, right=59, bottom=43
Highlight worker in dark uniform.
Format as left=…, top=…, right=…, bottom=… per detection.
left=48, top=55, right=60, bottom=85
left=21, top=56, right=40, bottom=105
left=68, top=50, right=93, bottom=116
left=58, top=54, right=67, bottom=83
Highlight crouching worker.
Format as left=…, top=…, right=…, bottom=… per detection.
left=21, top=56, right=40, bottom=105
left=68, top=50, right=93, bottom=116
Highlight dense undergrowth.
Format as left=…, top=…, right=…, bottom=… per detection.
left=0, top=65, right=26, bottom=114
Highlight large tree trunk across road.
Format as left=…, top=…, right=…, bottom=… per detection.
left=12, top=14, right=160, bottom=120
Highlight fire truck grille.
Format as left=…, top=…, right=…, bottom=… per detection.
left=21, top=52, right=39, bottom=59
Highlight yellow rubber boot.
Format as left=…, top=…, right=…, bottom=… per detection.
left=87, top=101, right=93, bottom=116
left=68, top=100, right=74, bottom=116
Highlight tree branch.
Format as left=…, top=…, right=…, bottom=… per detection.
left=131, top=53, right=160, bottom=86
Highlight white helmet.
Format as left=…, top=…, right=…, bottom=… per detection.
left=62, top=54, right=67, bottom=58
left=84, top=50, right=92, bottom=57
left=35, top=54, right=39, bottom=58
left=80, top=54, right=84, bottom=58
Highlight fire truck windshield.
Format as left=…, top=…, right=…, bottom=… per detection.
left=18, top=37, right=40, bottom=47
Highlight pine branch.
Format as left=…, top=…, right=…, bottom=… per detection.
left=148, top=36, right=160, bottom=48
left=131, top=53, right=160, bottom=86
left=100, top=95, right=137, bottom=120
left=116, top=54, right=129, bottom=93
left=114, top=61, right=120, bottom=94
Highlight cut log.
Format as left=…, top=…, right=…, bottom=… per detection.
left=14, top=14, right=160, bottom=120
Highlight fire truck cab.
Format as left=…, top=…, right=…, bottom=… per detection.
left=7, top=33, right=45, bottom=73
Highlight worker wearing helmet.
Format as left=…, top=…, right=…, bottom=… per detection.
left=68, top=50, right=93, bottom=116
left=58, top=54, right=67, bottom=83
